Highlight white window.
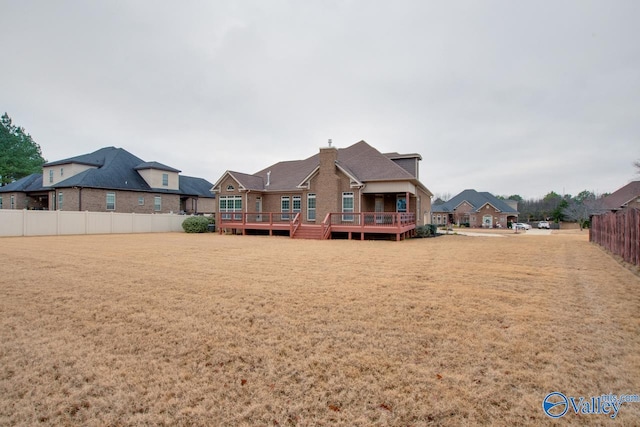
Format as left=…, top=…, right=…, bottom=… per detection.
left=60, top=167, right=64, bottom=177
left=57, top=192, right=63, bottom=210
left=11, top=195, right=16, bottom=209
left=307, top=193, right=316, bottom=221
left=292, top=195, right=301, bottom=215
left=342, top=192, right=354, bottom=221
left=138, top=197, right=144, bottom=206
left=106, top=192, right=116, bottom=210
left=281, top=196, right=290, bottom=220
left=219, top=195, right=242, bottom=220
left=154, top=196, right=161, bottom=211
left=0, top=196, right=3, bottom=209
left=162, top=173, right=169, bottom=186
left=49, top=170, right=54, bottom=183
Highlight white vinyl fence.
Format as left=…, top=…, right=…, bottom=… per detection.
left=0, top=210, right=186, bottom=237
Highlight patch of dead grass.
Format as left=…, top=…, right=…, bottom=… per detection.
left=0, top=232, right=639, bottom=425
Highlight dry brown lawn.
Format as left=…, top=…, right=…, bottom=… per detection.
left=1, top=231, right=639, bottom=426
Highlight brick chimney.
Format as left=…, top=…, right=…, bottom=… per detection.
left=316, top=140, right=339, bottom=218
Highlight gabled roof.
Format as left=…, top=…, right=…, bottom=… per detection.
left=211, top=171, right=265, bottom=192
left=5, top=147, right=213, bottom=197
left=432, top=189, right=519, bottom=214
left=601, top=181, right=640, bottom=211
left=254, top=156, right=321, bottom=191
left=219, top=140, right=429, bottom=193
left=0, top=173, right=47, bottom=193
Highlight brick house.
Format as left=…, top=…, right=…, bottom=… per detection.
left=0, top=147, right=214, bottom=214
left=600, top=180, right=640, bottom=211
left=431, top=189, right=518, bottom=228
left=211, top=140, right=433, bottom=240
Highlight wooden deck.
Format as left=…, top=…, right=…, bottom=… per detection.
left=218, top=212, right=417, bottom=241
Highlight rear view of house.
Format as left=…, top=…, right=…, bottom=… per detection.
left=212, top=140, right=433, bottom=240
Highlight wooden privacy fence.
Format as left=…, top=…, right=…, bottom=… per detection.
left=590, top=208, right=640, bottom=266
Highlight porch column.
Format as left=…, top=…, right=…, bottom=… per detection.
left=406, top=191, right=410, bottom=219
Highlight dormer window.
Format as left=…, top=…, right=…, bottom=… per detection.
left=162, top=173, right=168, bottom=186
left=227, top=185, right=235, bottom=191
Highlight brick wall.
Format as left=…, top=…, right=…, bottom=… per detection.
left=49, top=188, right=181, bottom=214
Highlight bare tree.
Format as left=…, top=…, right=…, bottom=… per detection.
left=433, top=192, right=452, bottom=202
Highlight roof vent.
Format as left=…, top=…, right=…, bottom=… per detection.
left=266, top=171, right=271, bottom=187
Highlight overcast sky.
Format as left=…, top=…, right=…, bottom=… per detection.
left=2, top=0, right=639, bottom=199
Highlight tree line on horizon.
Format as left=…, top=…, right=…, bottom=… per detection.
left=500, top=192, right=607, bottom=227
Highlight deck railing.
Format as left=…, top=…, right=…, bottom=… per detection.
left=218, top=211, right=416, bottom=239
left=326, top=212, right=415, bottom=227
left=219, top=212, right=297, bottom=225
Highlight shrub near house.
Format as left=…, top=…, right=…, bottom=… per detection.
left=182, top=216, right=215, bottom=233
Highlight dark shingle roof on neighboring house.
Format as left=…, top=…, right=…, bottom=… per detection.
left=7, top=147, right=213, bottom=197
left=601, top=181, right=640, bottom=211
left=0, top=173, right=46, bottom=192
left=179, top=176, right=214, bottom=197
left=432, top=189, right=519, bottom=214
left=44, top=146, right=117, bottom=168
left=53, top=148, right=151, bottom=191
left=135, top=161, right=181, bottom=173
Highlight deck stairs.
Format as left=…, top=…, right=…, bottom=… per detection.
left=292, top=224, right=324, bottom=240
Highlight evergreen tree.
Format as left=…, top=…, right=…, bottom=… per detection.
left=0, top=113, right=46, bottom=185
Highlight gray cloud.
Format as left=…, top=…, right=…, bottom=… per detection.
left=2, top=0, right=639, bottom=199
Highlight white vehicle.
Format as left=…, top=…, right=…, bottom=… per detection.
left=512, top=222, right=531, bottom=230
left=538, top=221, right=550, bottom=229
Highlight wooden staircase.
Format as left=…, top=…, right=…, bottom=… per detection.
left=292, top=224, right=324, bottom=240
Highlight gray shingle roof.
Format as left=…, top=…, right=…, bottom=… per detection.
left=52, top=148, right=152, bottom=191
left=179, top=176, right=214, bottom=198
left=432, top=189, right=519, bottom=214
left=601, top=181, right=640, bottom=211
left=135, top=161, right=181, bottom=173
left=0, top=173, right=46, bottom=192
left=4, top=147, right=213, bottom=198
left=224, top=140, right=426, bottom=192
